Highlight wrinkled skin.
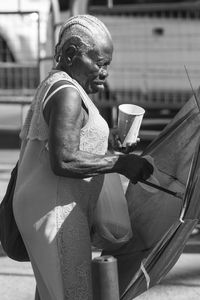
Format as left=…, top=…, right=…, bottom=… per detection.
left=43, top=30, right=153, bottom=183
left=67, top=35, right=113, bottom=94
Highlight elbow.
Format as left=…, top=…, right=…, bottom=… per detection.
left=49, top=153, right=82, bottom=178
left=50, top=159, right=75, bottom=178
left=49, top=151, right=72, bottom=177
left=50, top=161, right=65, bottom=177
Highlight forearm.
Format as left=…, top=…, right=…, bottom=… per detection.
left=46, top=92, right=153, bottom=181
left=50, top=149, right=124, bottom=178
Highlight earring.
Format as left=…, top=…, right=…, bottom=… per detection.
left=66, top=57, right=72, bottom=66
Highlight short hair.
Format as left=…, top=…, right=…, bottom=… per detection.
left=54, top=14, right=112, bottom=62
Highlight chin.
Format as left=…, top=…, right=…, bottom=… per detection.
left=90, top=85, right=105, bottom=94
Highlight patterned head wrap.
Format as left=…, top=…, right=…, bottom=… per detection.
left=54, top=14, right=112, bottom=62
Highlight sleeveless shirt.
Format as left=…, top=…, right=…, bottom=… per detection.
left=14, top=70, right=110, bottom=299
left=20, top=70, right=109, bottom=155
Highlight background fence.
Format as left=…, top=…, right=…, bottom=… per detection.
left=89, top=3, right=200, bottom=111
left=0, top=11, right=41, bottom=148
left=0, top=11, right=40, bottom=94
left=1, top=3, right=200, bottom=147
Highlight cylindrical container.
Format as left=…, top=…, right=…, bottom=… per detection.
left=92, top=255, right=120, bottom=300
left=118, top=104, right=145, bottom=146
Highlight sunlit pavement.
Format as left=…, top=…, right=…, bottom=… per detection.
left=0, top=150, right=200, bottom=300
left=0, top=253, right=200, bottom=300
left=136, top=253, right=200, bottom=300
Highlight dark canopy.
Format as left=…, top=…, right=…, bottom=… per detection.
left=103, top=90, right=200, bottom=299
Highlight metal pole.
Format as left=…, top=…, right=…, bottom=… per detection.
left=92, top=255, right=120, bottom=300
left=17, top=0, right=21, bottom=12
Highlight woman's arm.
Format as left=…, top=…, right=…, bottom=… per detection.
left=43, top=85, right=153, bottom=182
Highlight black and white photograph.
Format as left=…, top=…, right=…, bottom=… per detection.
left=0, top=1, right=200, bottom=299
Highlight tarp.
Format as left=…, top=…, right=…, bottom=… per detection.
left=103, top=90, right=200, bottom=299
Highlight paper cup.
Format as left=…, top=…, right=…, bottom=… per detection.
left=118, top=104, right=145, bottom=146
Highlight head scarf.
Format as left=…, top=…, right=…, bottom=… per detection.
left=54, top=14, right=112, bottom=62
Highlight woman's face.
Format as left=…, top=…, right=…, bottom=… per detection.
left=69, top=35, right=113, bottom=94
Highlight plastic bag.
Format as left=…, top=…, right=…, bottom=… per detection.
left=92, top=173, right=133, bottom=250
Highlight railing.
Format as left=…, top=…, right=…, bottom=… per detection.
left=0, top=96, right=31, bottom=149
left=0, top=11, right=40, bottom=91
left=0, top=63, right=39, bottom=90
left=0, top=11, right=40, bottom=148
left=89, top=1, right=200, bottom=15
left=0, top=94, right=180, bottom=151
left=0, top=5, right=197, bottom=146
left=89, top=2, right=200, bottom=114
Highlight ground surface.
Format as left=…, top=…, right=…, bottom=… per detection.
left=0, top=151, right=200, bottom=300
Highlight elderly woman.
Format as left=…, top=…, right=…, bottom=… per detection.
left=13, top=15, right=153, bottom=300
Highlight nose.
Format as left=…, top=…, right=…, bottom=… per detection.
left=99, top=67, right=108, bottom=79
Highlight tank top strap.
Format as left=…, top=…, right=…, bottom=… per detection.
left=20, top=70, right=100, bottom=142
left=53, top=71, right=100, bottom=116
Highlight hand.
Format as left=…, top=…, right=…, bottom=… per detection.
left=108, top=127, right=140, bottom=153
left=120, top=138, right=140, bottom=154
left=118, top=154, right=154, bottom=184
left=108, top=127, right=121, bottom=152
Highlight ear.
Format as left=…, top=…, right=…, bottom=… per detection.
left=63, top=45, right=78, bottom=65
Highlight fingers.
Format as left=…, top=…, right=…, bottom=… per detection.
left=136, top=137, right=141, bottom=143
left=142, top=155, right=154, bottom=173
left=144, top=158, right=154, bottom=174
left=115, top=135, right=122, bottom=149
left=111, top=132, right=141, bottom=153
left=141, top=170, right=151, bottom=181
left=130, top=157, right=154, bottom=184
left=120, top=138, right=140, bottom=154
left=146, top=160, right=154, bottom=175
left=140, top=159, right=154, bottom=181
left=131, top=178, right=137, bottom=185
left=124, top=143, right=137, bottom=154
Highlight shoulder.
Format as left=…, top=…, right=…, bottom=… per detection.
left=44, top=79, right=79, bottom=103
left=43, top=80, right=82, bottom=124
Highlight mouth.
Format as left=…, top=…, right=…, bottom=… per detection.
left=93, top=81, right=105, bottom=86
left=87, top=81, right=105, bottom=94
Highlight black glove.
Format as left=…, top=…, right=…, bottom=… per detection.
left=117, top=154, right=154, bottom=184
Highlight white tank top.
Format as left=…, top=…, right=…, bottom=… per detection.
left=20, top=70, right=109, bottom=155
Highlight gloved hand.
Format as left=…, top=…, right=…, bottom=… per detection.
left=138, top=155, right=161, bottom=192
left=116, top=153, right=154, bottom=184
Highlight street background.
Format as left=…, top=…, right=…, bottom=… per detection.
left=0, top=149, right=200, bottom=300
